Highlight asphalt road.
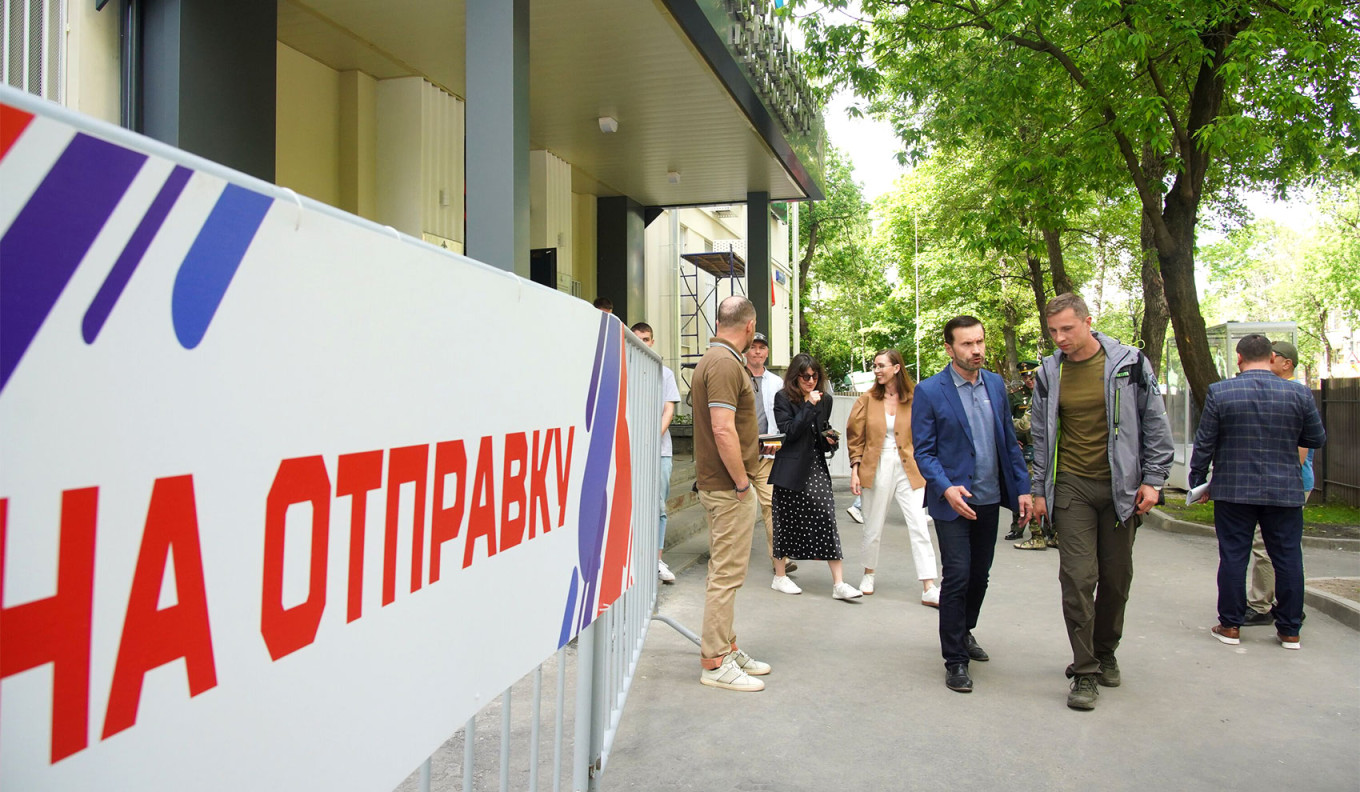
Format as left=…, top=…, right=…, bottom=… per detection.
left=600, top=492, right=1360, bottom=792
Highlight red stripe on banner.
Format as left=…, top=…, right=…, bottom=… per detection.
left=0, top=104, right=35, bottom=160
left=596, top=337, right=634, bottom=615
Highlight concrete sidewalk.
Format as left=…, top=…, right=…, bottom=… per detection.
left=609, top=490, right=1360, bottom=792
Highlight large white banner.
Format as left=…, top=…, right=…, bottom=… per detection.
left=0, top=87, right=638, bottom=790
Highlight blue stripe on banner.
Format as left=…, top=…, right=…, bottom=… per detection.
left=0, top=133, right=147, bottom=392
left=171, top=184, right=273, bottom=349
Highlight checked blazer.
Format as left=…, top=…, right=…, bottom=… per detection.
left=1189, top=369, right=1325, bottom=507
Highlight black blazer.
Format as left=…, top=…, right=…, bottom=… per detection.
left=768, top=389, right=836, bottom=491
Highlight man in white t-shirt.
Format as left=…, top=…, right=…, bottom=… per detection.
left=745, top=333, right=795, bottom=574
left=632, top=323, right=682, bottom=582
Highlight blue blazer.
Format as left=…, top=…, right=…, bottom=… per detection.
left=911, top=365, right=1031, bottom=522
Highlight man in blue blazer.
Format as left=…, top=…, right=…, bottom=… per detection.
left=913, top=316, right=1033, bottom=693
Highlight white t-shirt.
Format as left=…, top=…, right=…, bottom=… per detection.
left=660, top=366, right=681, bottom=457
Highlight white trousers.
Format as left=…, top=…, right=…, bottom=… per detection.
left=861, top=445, right=937, bottom=580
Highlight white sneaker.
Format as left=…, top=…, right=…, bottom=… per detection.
left=700, top=656, right=765, bottom=691
left=657, top=560, right=675, bottom=583
left=922, top=584, right=941, bottom=608
left=859, top=573, right=875, bottom=595
left=771, top=575, right=802, bottom=595
left=728, top=647, right=771, bottom=675
left=847, top=505, right=864, bottom=524
left=833, top=581, right=864, bottom=600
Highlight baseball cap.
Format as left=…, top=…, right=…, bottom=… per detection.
left=751, top=332, right=769, bottom=346
left=1271, top=340, right=1299, bottom=366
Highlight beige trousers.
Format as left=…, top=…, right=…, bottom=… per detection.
left=698, top=488, right=759, bottom=664
left=753, top=457, right=776, bottom=560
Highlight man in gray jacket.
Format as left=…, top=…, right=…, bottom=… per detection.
left=1030, top=294, right=1173, bottom=711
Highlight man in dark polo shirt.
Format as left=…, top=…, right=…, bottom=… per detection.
left=691, top=296, right=770, bottom=692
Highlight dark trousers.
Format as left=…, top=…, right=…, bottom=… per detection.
left=936, top=503, right=1000, bottom=666
left=1054, top=474, right=1137, bottom=676
left=1215, top=501, right=1305, bottom=636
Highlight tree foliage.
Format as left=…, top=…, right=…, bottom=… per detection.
left=797, top=0, right=1360, bottom=407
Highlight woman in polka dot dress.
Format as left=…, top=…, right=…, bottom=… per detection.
left=768, top=354, right=863, bottom=601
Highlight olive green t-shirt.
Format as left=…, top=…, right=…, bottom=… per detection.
left=691, top=338, right=760, bottom=491
left=1057, top=347, right=1111, bottom=479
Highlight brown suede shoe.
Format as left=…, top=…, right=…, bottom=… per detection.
left=1211, top=624, right=1240, bottom=645
left=1277, top=633, right=1301, bottom=650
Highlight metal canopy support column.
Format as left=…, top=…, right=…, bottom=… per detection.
left=597, top=196, right=646, bottom=323
left=747, top=191, right=770, bottom=339
left=466, top=0, right=530, bottom=277
left=139, top=0, right=276, bottom=182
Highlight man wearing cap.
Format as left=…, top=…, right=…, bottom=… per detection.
left=1007, top=361, right=1055, bottom=549
left=1239, top=340, right=1318, bottom=626
left=1192, top=334, right=1325, bottom=651
left=745, top=332, right=796, bottom=576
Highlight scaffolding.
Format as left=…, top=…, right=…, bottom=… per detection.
left=678, top=250, right=747, bottom=389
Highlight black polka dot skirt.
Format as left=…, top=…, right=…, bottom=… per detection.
left=772, top=463, right=843, bottom=561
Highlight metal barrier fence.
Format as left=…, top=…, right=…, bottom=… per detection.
left=398, top=325, right=664, bottom=792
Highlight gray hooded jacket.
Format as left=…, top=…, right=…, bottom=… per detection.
left=1030, top=331, right=1174, bottom=526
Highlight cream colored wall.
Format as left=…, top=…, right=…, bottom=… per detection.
left=338, top=70, right=377, bottom=220
left=530, top=150, right=574, bottom=288
left=769, top=212, right=792, bottom=367
left=276, top=43, right=341, bottom=207
left=571, top=193, right=597, bottom=299
left=65, top=1, right=121, bottom=122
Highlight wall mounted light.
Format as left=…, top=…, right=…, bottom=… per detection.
left=667, top=170, right=682, bottom=184
left=598, top=116, right=619, bottom=133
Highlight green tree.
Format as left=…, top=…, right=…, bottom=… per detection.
left=798, top=0, right=1360, bottom=408
left=797, top=145, right=873, bottom=344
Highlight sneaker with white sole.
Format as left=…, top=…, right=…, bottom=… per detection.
left=771, top=575, right=803, bottom=595
left=1211, top=624, right=1240, bottom=645
left=922, top=584, right=941, bottom=608
left=1277, top=633, right=1301, bottom=650
left=728, top=647, right=771, bottom=675
left=658, top=560, right=675, bottom=583
left=700, top=656, right=765, bottom=691
left=832, top=581, right=864, bottom=600
left=847, top=505, right=864, bottom=523
left=859, top=573, right=876, bottom=595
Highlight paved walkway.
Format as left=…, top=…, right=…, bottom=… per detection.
left=603, top=490, right=1360, bottom=792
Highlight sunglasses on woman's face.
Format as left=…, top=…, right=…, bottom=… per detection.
left=798, top=372, right=817, bottom=381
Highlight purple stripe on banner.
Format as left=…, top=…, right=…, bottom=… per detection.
left=82, top=166, right=193, bottom=343
left=575, top=320, right=621, bottom=629
left=171, top=184, right=273, bottom=349
left=0, top=133, right=147, bottom=392
left=585, top=312, right=609, bottom=430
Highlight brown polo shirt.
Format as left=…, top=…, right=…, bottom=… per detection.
left=691, top=337, right=760, bottom=491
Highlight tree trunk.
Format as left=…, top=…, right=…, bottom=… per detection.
left=1137, top=147, right=1171, bottom=377
left=1025, top=253, right=1053, bottom=351
left=1002, top=300, right=1020, bottom=382
left=1160, top=193, right=1219, bottom=411
left=1042, top=227, right=1074, bottom=295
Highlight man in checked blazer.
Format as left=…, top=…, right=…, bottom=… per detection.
left=1190, top=333, right=1326, bottom=650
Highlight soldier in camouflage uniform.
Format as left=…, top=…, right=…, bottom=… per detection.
left=1006, top=361, right=1056, bottom=549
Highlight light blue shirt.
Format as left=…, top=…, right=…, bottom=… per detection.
left=950, top=366, right=1000, bottom=506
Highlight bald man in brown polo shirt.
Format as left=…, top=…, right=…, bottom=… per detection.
left=691, top=296, right=773, bottom=692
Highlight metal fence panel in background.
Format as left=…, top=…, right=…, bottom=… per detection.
left=1318, top=378, right=1360, bottom=507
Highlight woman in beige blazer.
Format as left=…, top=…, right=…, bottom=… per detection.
left=846, top=349, right=941, bottom=606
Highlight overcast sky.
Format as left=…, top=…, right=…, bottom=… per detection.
left=820, top=91, right=1319, bottom=235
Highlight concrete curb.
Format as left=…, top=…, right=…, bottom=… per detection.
left=1304, top=578, right=1360, bottom=631
left=1143, top=508, right=1360, bottom=553
left=1144, top=510, right=1360, bottom=632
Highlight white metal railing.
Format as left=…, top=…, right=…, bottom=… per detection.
left=398, top=326, right=664, bottom=792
